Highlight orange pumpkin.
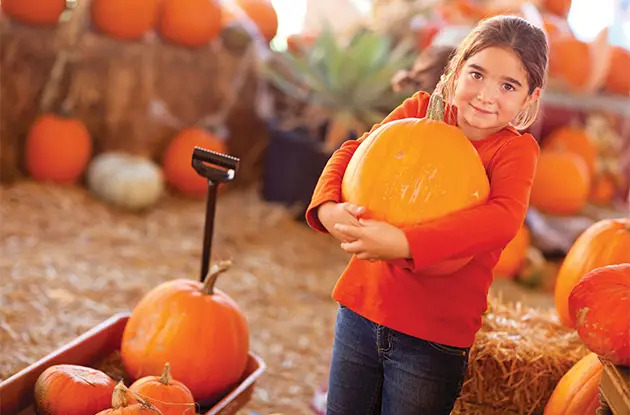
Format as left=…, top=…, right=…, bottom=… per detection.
left=91, top=0, right=159, bottom=40
left=341, top=94, right=490, bottom=275
left=121, top=261, right=249, bottom=404
left=605, top=46, right=630, bottom=95
left=543, top=353, right=603, bottom=415
left=97, top=381, right=160, bottom=415
left=162, top=127, right=227, bottom=197
left=234, top=0, right=278, bottom=43
left=159, top=0, right=222, bottom=48
left=543, top=0, right=572, bottom=17
left=549, top=37, right=590, bottom=91
left=589, top=172, right=617, bottom=206
left=543, top=126, right=597, bottom=177
left=494, top=225, right=530, bottom=278
left=530, top=151, right=590, bottom=215
left=25, top=113, right=93, bottom=184
left=1, top=0, right=65, bottom=26
left=554, top=218, right=630, bottom=327
left=128, top=363, right=195, bottom=415
left=569, top=263, right=630, bottom=366
left=34, top=365, right=116, bottom=415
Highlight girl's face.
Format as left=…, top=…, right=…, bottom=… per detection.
left=453, top=46, right=541, bottom=140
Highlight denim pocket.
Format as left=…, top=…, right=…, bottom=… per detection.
left=425, top=340, right=468, bottom=357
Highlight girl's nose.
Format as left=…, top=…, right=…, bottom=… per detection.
left=476, top=83, right=499, bottom=103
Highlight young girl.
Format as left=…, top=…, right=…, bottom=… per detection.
left=305, top=15, right=548, bottom=415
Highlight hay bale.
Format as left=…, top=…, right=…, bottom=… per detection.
left=0, top=19, right=62, bottom=183
left=453, top=294, right=589, bottom=415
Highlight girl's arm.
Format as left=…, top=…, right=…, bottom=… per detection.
left=305, top=91, right=434, bottom=233
left=401, top=135, right=540, bottom=273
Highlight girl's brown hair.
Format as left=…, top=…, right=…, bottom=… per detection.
left=436, top=15, right=549, bottom=130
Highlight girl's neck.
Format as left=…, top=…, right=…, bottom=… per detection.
left=456, top=112, right=505, bottom=141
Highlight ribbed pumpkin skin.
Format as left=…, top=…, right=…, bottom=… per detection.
left=544, top=353, right=603, bottom=415
left=569, top=264, right=630, bottom=365
left=554, top=218, right=630, bottom=327
left=129, top=364, right=195, bottom=415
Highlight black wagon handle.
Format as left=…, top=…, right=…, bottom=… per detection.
left=191, top=147, right=240, bottom=282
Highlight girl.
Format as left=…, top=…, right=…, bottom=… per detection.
left=305, top=15, right=548, bottom=415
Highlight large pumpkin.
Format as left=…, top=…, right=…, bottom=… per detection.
left=543, top=352, right=603, bottom=415
left=121, top=262, right=249, bottom=403
left=494, top=225, right=530, bottom=278
left=554, top=218, right=630, bottom=327
left=162, top=127, right=227, bottom=197
left=235, top=0, right=278, bottom=43
left=542, top=126, right=597, bottom=177
left=159, top=0, right=223, bottom=48
left=605, top=46, right=630, bottom=95
left=91, top=0, right=159, bottom=41
left=569, top=263, right=630, bottom=365
left=1, top=0, right=65, bottom=26
left=549, top=37, right=590, bottom=91
left=25, top=113, right=93, bottom=184
left=341, top=94, right=490, bottom=275
left=128, top=363, right=195, bottom=415
left=34, top=365, right=116, bottom=415
left=530, top=151, right=590, bottom=215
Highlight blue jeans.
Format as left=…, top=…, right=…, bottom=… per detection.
left=327, top=306, right=469, bottom=415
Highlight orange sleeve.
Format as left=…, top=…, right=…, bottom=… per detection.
left=402, top=134, right=540, bottom=272
left=304, top=91, right=433, bottom=233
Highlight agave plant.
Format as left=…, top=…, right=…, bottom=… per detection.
left=264, top=27, right=416, bottom=152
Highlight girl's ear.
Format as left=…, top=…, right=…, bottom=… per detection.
left=524, top=87, right=542, bottom=109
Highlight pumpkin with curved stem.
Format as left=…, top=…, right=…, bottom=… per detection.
left=543, top=353, right=603, bottom=415
left=91, top=0, right=159, bottom=41
left=129, top=363, right=196, bottom=415
left=494, top=225, right=530, bottom=278
left=1, top=0, right=65, bottom=26
left=341, top=93, right=490, bottom=275
left=25, top=113, right=92, bottom=184
left=121, top=261, right=249, bottom=404
left=554, top=218, right=630, bottom=328
left=159, top=0, right=222, bottom=48
left=235, top=0, right=278, bottom=43
left=542, top=126, right=597, bottom=177
left=34, top=365, right=116, bottom=415
left=569, top=263, right=630, bottom=366
left=96, top=381, right=162, bottom=415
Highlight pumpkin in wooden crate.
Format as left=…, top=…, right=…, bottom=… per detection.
left=530, top=151, right=590, bottom=215
left=87, top=152, right=165, bottom=211
left=128, top=363, right=196, bottom=415
left=605, top=46, right=630, bottom=95
left=543, top=352, right=603, bottom=415
left=569, top=263, right=630, bottom=366
left=25, top=113, right=93, bottom=184
left=1, top=0, right=65, bottom=26
left=494, top=225, right=530, bottom=278
left=159, top=0, right=223, bottom=48
left=554, top=218, right=630, bottom=328
left=120, top=261, right=249, bottom=404
left=34, top=364, right=116, bottom=415
left=542, top=126, right=597, bottom=176
left=162, top=127, right=227, bottom=198
left=341, top=94, right=490, bottom=275
left=91, top=0, right=159, bottom=41
left=97, top=381, right=161, bottom=415
left=234, top=0, right=278, bottom=43
left=549, top=37, right=590, bottom=91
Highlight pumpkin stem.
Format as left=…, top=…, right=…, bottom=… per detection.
left=111, top=381, right=129, bottom=409
left=160, top=362, right=172, bottom=385
left=201, top=260, right=232, bottom=295
left=427, top=93, right=445, bottom=122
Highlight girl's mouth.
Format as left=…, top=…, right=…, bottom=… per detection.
left=470, top=104, right=494, bottom=115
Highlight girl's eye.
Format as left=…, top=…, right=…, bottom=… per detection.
left=502, top=83, right=515, bottom=92
left=470, top=71, right=482, bottom=80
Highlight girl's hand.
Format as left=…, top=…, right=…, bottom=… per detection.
left=317, top=202, right=365, bottom=242
left=335, top=219, right=411, bottom=261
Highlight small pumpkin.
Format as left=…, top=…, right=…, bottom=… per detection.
left=234, top=0, right=278, bottom=43
left=554, top=218, right=630, bottom=328
left=341, top=93, right=490, bottom=275
left=543, top=352, right=603, bottom=415
left=543, top=126, right=597, bottom=177
left=34, top=364, right=116, bottom=415
left=549, top=37, right=591, bottom=91
left=87, top=152, right=165, bottom=211
left=1, top=0, right=65, bottom=26
left=91, top=0, right=159, bottom=41
left=25, top=113, right=92, bottom=184
left=128, top=363, right=195, bottom=415
left=162, top=127, right=227, bottom=197
left=530, top=151, right=590, bottom=216
left=494, top=225, right=530, bottom=278
left=121, top=261, right=249, bottom=404
left=569, top=263, right=630, bottom=366
left=96, top=381, right=161, bottom=415
left=159, top=0, right=223, bottom=48
left=605, top=46, right=630, bottom=95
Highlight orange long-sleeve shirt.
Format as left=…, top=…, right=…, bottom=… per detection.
left=305, top=91, right=540, bottom=347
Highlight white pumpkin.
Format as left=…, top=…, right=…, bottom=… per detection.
left=87, top=152, right=164, bottom=211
